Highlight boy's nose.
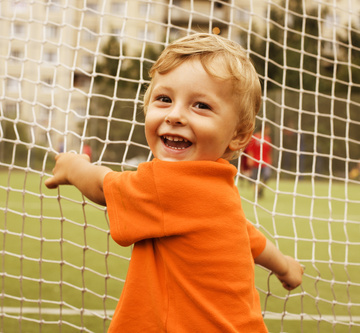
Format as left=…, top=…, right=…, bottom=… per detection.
left=164, top=106, right=187, bottom=126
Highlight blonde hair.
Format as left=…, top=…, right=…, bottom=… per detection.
left=143, top=33, right=262, bottom=160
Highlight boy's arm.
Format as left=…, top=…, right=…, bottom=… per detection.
left=254, top=239, right=304, bottom=291
left=44, top=153, right=112, bottom=206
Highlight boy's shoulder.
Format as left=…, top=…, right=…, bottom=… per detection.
left=149, top=158, right=236, bottom=174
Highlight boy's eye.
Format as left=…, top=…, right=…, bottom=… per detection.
left=194, top=102, right=211, bottom=110
left=156, top=95, right=172, bottom=103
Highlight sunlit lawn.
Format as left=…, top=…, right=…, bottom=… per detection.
left=238, top=175, right=360, bottom=332
left=1, top=169, right=359, bottom=332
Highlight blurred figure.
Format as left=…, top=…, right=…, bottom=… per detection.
left=246, top=124, right=272, bottom=198
left=240, top=149, right=252, bottom=179
left=349, top=162, right=360, bottom=180
left=83, top=144, right=92, bottom=161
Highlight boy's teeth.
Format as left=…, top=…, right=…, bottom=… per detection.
left=162, top=135, right=192, bottom=149
left=164, top=135, right=188, bottom=142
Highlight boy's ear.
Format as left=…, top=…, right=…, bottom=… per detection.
left=228, top=130, right=252, bottom=151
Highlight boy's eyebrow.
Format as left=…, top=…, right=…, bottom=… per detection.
left=152, top=84, right=171, bottom=91
left=152, top=85, right=222, bottom=107
left=151, top=84, right=173, bottom=95
left=153, top=84, right=212, bottom=98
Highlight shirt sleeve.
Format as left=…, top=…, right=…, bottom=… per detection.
left=103, top=164, right=166, bottom=247
left=246, top=221, right=267, bottom=259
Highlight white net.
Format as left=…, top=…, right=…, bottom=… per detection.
left=1, top=0, right=360, bottom=332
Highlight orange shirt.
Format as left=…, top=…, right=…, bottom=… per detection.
left=104, top=158, right=268, bottom=332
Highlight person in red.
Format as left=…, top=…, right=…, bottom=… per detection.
left=45, top=33, right=303, bottom=332
left=246, top=124, right=272, bottom=198
left=82, top=144, right=92, bottom=161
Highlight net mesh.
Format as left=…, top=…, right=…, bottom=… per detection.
left=1, top=0, right=360, bottom=332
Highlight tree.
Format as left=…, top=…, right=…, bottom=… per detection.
left=88, top=37, right=160, bottom=163
left=250, top=0, right=321, bottom=92
left=249, top=0, right=360, bottom=175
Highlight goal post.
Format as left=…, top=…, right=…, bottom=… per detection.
left=1, top=0, right=360, bottom=332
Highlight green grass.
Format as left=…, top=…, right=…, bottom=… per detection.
left=238, top=176, right=360, bottom=333
left=1, top=170, right=359, bottom=332
left=1, top=169, right=131, bottom=332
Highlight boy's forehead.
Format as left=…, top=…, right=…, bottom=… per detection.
left=150, top=60, right=233, bottom=93
left=152, top=58, right=232, bottom=83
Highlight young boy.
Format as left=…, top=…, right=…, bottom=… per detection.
left=45, top=33, right=303, bottom=332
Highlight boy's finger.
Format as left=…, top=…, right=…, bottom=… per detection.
left=44, top=177, right=58, bottom=189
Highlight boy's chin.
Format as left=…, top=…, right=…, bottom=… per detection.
left=155, top=146, right=193, bottom=162
left=156, top=155, right=190, bottom=162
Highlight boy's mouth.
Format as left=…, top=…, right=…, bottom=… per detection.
left=161, top=135, right=192, bottom=150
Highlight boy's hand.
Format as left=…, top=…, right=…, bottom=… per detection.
left=45, top=153, right=90, bottom=189
left=275, top=255, right=304, bottom=291
left=254, top=240, right=304, bottom=291
left=45, top=152, right=111, bottom=206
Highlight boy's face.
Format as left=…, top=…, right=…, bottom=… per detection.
left=145, top=59, right=241, bottom=162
